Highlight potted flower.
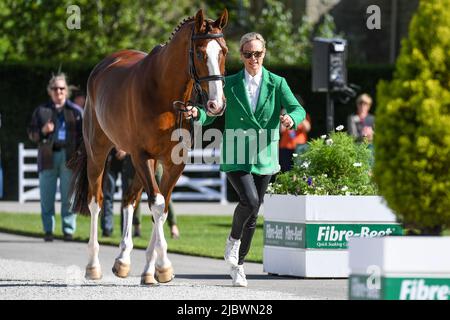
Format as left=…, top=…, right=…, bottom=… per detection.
left=348, top=0, right=450, bottom=300
left=263, top=127, right=403, bottom=278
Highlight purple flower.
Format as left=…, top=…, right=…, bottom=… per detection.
left=307, top=177, right=313, bottom=186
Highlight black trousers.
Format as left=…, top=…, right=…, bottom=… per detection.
left=227, top=171, right=272, bottom=265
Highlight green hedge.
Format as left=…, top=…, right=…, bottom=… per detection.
left=374, top=0, right=450, bottom=234
left=0, top=62, right=393, bottom=200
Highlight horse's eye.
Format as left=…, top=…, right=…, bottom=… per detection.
left=196, top=51, right=203, bottom=60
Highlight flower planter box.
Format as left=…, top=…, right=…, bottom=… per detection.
left=263, top=194, right=402, bottom=278
left=348, top=237, right=450, bottom=300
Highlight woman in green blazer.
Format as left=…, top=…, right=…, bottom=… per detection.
left=188, top=32, right=306, bottom=287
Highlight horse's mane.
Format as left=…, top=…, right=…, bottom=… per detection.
left=165, top=16, right=195, bottom=44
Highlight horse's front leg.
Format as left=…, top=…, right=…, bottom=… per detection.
left=112, top=176, right=143, bottom=278
left=152, top=161, right=186, bottom=282
left=131, top=157, right=170, bottom=285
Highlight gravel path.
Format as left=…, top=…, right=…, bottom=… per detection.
left=0, top=232, right=347, bottom=300
left=0, top=259, right=302, bottom=300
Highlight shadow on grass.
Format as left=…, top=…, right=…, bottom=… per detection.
left=208, top=223, right=263, bottom=230
left=0, top=227, right=262, bottom=264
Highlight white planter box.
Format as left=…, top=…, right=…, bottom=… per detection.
left=263, top=194, right=402, bottom=278
left=348, top=237, right=450, bottom=300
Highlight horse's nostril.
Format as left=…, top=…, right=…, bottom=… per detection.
left=208, top=101, right=217, bottom=110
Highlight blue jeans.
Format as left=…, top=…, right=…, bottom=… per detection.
left=39, top=150, right=76, bottom=234
left=101, top=166, right=121, bottom=233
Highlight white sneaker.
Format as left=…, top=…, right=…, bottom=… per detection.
left=230, top=265, right=248, bottom=287
left=224, top=237, right=240, bottom=267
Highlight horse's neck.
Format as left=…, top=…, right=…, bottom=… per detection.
left=141, top=26, right=192, bottom=107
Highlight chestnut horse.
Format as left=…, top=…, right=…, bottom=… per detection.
left=69, top=9, right=228, bottom=285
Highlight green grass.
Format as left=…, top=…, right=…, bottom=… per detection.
left=0, top=212, right=264, bottom=263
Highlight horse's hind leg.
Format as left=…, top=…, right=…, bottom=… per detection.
left=85, top=184, right=103, bottom=280
left=112, top=175, right=143, bottom=278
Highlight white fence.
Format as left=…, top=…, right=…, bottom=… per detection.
left=18, top=143, right=227, bottom=204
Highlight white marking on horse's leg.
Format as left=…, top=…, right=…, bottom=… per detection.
left=206, top=40, right=224, bottom=106
left=87, top=198, right=101, bottom=268
left=116, top=204, right=134, bottom=264
left=151, top=194, right=171, bottom=269
left=142, top=226, right=157, bottom=276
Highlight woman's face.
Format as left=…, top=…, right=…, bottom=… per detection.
left=241, top=39, right=265, bottom=76
left=48, top=79, right=67, bottom=105
left=357, top=100, right=371, bottom=115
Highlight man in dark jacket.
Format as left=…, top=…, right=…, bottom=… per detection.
left=28, top=73, right=83, bottom=242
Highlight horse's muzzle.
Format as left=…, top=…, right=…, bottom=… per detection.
left=206, top=100, right=226, bottom=117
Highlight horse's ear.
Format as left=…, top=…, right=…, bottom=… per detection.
left=195, top=9, right=204, bottom=33
left=214, top=8, right=228, bottom=29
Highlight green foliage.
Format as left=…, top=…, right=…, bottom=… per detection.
left=0, top=0, right=233, bottom=63
left=0, top=0, right=341, bottom=65
left=243, top=0, right=342, bottom=65
left=271, top=129, right=376, bottom=196
left=374, top=0, right=450, bottom=234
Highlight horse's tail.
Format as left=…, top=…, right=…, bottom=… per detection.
left=68, top=140, right=90, bottom=216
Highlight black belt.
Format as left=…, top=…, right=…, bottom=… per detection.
left=53, top=142, right=66, bottom=151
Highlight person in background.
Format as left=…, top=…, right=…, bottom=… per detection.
left=155, top=163, right=180, bottom=239
left=279, top=103, right=311, bottom=172
left=101, top=152, right=180, bottom=239
left=347, top=93, right=375, bottom=165
left=347, top=93, right=375, bottom=144
left=27, top=73, right=82, bottom=242
left=101, top=148, right=141, bottom=238
left=70, top=86, right=86, bottom=110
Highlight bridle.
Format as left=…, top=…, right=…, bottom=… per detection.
left=189, top=28, right=225, bottom=101
left=173, top=25, right=225, bottom=148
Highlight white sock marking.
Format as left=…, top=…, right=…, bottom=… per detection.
left=116, top=204, right=134, bottom=264
left=87, top=198, right=101, bottom=268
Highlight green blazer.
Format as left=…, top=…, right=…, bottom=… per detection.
left=196, top=67, right=306, bottom=175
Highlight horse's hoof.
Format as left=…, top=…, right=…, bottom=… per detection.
left=155, top=266, right=174, bottom=283
left=112, top=259, right=130, bottom=278
left=140, top=273, right=158, bottom=286
left=85, top=266, right=102, bottom=280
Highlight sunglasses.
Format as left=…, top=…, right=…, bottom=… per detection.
left=242, top=51, right=264, bottom=59
left=51, top=87, right=66, bottom=91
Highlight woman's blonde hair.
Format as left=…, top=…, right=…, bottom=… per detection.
left=239, top=32, right=266, bottom=52
left=356, top=93, right=372, bottom=106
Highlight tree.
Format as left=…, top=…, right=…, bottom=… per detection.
left=0, top=0, right=225, bottom=63
left=0, top=0, right=341, bottom=66
left=374, top=0, right=450, bottom=235
left=243, top=0, right=342, bottom=65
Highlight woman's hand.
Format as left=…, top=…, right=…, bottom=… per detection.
left=185, top=106, right=198, bottom=120
left=115, top=149, right=127, bottom=160
left=41, top=120, right=54, bottom=134
left=280, top=114, right=294, bottom=129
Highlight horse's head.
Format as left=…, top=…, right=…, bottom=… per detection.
left=191, top=9, right=228, bottom=117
